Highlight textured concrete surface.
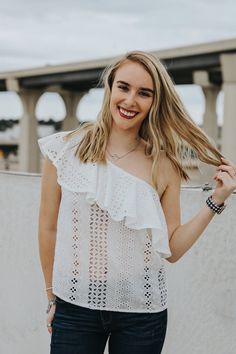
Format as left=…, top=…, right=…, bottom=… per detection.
left=0, top=170, right=235, bottom=354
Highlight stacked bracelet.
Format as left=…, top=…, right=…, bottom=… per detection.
left=206, top=195, right=226, bottom=214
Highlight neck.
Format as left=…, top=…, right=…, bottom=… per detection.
left=107, top=125, right=140, bottom=152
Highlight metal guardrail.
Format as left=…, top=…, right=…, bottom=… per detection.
left=0, top=170, right=235, bottom=194
left=174, top=182, right=236, bottom=193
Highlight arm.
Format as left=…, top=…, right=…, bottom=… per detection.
left=161, top=157, right=235, bottom=263
left=38, top=157, right=61, bottom=301
left=165, top=205, right=216, bottom=264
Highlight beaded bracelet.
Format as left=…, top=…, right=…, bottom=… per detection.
left=206, top=195, right=226, bottom=214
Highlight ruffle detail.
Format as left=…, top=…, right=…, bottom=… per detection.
left=38, top=131, right=172, bottom=259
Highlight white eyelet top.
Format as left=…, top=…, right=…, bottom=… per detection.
left=38, top=131, right=172, bottom=313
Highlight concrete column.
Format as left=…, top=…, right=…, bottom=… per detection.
left=193, top=71, right=220, bottom=145
left=60, top=91, right=87, bottom=131
left=18, top=90, right=42, bottom=173
left=220, top=54, right=236, bottom=161
left=202, top=86, right=220, bottom=145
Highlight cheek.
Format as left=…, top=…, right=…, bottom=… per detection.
left=110, top=90, right=118, bottom=107
left=110, top=94, right=120, bottom=117
left=109, top=90, right=115, bottom=105
left=112, top=90, right=123, bottom=103
left=110, top=96, right=117, bottom=113
left=142, top=100, right=153, bottom=115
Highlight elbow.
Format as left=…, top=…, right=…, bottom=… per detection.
left=165, top=256, right=176, bottom=263
left=165, top=251, right=180, bottom=263
left=38, top=219, right=58, bottom=234
left=165, top=235, right=180, bottom=263
left=38, top=227, right=57, bottom=243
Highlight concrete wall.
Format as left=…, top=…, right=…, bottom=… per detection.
left=163, top=188, right=236, bottom=354
left=0, top=170, right=235, bottom=354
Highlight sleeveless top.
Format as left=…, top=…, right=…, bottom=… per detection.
left=38, top=131, right=172, bottom=313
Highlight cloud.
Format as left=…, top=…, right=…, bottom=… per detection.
left=0, top=0, right=234, bottom=123
left=0, top=0, right=235, bottom=71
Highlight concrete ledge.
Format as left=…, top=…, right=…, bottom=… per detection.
left=0, top=171, right=235, bottom=354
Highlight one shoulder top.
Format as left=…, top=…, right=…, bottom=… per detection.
left=38, top=130, right=172, bottom=313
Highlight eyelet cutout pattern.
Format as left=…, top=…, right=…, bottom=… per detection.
left=88, top=203, right=109, bottom=308
left=38, top=131, right=171, bottom=313
left=69, top=193, right=81, bottom=302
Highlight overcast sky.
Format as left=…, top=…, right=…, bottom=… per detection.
left=0, top=0, right=235, bottom=127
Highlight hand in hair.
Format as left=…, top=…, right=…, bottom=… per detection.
left=212, top=157, right=236, bottom=204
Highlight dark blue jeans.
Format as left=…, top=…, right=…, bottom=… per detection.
left=50, top=296, right=168, bottom=354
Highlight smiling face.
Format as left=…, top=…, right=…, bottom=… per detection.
left=109, top=60, right=154, bottom=134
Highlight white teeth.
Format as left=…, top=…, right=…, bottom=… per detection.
left=119, top=107, right=137, bottom=117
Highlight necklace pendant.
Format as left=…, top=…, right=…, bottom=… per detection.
left=106, top=137, right=141, bottom=161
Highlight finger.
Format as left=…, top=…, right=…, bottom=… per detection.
left=215, top=176, right=236, bottom=195
left=213, top=172, right=220, bottom=179
left=221, top=157, right=235, bottom=167
left=216, top=165, right=235, bottom=178
left=47, top=322, right=52, bottom=334
left=220, top=162, right=236, bottom=173
left=215, top=171, right=228, bottom=182
left=216, top=172, right=235, bottom=189
left=217, top=163, right=230, bottom=168
left=46, top=304, right=55, bottom=335
left=217, top=163, right=235, bottom=171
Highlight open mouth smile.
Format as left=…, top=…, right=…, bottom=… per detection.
left=118, top=106, right=139, bottom=119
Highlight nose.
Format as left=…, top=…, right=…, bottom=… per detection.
left=123, top=91, right=137, bottom=108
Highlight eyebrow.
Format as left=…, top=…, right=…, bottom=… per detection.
left=116, top=80, right=154, bottom=94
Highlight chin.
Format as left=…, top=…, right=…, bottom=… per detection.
left=113, top=120, right=141, bottom=133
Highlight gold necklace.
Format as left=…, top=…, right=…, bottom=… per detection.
left=106, top=138, right=141, bottom=162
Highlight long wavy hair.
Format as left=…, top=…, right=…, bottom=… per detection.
left=64, top=50, right=223, bottom=192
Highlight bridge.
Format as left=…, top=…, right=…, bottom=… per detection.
left=0, top=38, right=235, bottom=172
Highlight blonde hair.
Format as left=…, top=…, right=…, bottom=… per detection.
left=64, top=50, right=223, bottom=192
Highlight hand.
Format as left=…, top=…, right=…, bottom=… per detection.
left=212, top=157, right=236, bottom=204
left=46, top=303, right=56, bottom=335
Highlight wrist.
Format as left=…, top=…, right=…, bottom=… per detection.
left=47, top=294, right=56, bottom=301
left=211, top=193, right=225, bottom=206
left=46, top=288, right=55, bottom=301
left=206, top=194, right=227, bottom=215
left=46, top=298, right=56, bottom=314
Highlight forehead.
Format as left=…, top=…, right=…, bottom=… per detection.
left=114, top=60, right=154, bottom=89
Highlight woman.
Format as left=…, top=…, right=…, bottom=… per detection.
left=38, top=51, right=236, bottom=354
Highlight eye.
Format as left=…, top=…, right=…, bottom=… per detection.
left=139, top=91, right=152, bottom=97
left=118, top=85, right=128, bottom=91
